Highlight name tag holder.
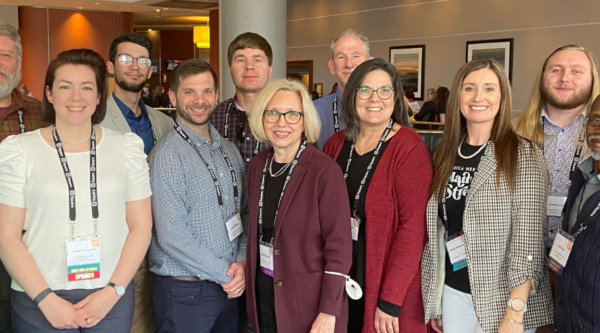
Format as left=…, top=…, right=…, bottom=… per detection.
left=445, top=232, right=467, bottom=272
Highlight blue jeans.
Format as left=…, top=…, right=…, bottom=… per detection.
left=12, top=282, right=134, bottom=333
left=153, top=275, right=238, bottom=333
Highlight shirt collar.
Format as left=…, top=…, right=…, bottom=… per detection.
left=113, top=92, right=149, bottom=120
left=578, top=156, right=600, bottom=183
left=335, top=87, right=343, bottom=101
left=231, top=94, right=246, bottom=113
left=176, top=118, right=221, bottom=149
left=540, top=103, right=586, bottom=127
left=7, top=89, right=28, bottom=113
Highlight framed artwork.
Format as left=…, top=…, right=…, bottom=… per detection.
left=314, top=83, right=323, bottom=97
left=389, top=45, right=425, bottom=100
left=466, top=38, right=514, bottom=81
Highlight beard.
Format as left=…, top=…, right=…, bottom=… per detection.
left=542, top=84, right=591, bottom=110
left=0, top=67, right=21, bottom=99
left=176, top=103, right=215, bottom=126
left=115, top=71, right=147, bottom=93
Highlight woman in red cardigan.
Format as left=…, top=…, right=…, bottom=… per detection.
left=323, top=59, right=432, bottom=333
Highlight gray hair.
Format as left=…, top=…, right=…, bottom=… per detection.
left=329, top=29, right=370, bottom=59
left=0, top=21, right=22, bottom=60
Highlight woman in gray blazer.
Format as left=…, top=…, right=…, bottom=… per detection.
left=421, top=59, right=553, bottom=333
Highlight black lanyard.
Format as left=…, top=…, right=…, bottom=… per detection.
left=17, top=110, right=25, bottom=133
left=174, top=124, right=239, bottom=213
left=333, top=95, right=340, bottom=133
left=343, top=119, right=393, bottom=219
left=572, top=192, right=600, bottom=240
left=258, top=140, right=307, bottom=244
left=52, top=125, right=99, bottom=238
left=223, top=102, right=261, bottom=156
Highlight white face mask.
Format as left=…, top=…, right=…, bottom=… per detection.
left=0, top=67, right=21, bottom=99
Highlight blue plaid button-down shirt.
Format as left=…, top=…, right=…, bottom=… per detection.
left=148, top=120, right=248, bottom=283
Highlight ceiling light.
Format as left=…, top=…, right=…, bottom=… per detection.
left=194, top=26, right=210, bottom=48
left=77, top=7, right=83, bottom=9
left=163, top=8, right=168, bottom=10
left=148, top=29, right=152, bottom=31
left=95, top=2, right=100, bottom=4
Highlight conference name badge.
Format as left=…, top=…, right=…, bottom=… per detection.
left=65, top=236, right=101, bottom=281
left=548, top=229, right=574, bottom=276
left=351, top=217, right=360, bottom=241
left=259, top=241, right=274, bottom=277
left=226, top=213, right=243, bottom=241
left=445, top=233, right=467, bottom=271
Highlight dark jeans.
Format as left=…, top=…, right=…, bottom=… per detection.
left=0, top=260, right=12, bottom=332
left=153, top=275, right=239, bottom=333
left=12, top=282, right=134, bottom=333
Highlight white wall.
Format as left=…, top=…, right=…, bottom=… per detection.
left=0, top=6, right=19, bottom=29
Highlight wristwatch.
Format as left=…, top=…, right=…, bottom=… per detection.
left=107, top=282, right=126, bottom=297
left=507, top=298, right=527, bottom=312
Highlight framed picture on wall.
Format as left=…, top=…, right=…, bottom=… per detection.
left=389, top=45, right=425, bottom=100
left=165, top=59, right=184, bottom=72
left=466, top=38, right=514, bottom=82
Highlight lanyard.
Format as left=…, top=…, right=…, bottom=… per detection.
left=52, top=125, right=99, bottom=238
left=572, top=194, right=600, bottom=240
left=543, top=117, right=585, bottom=181
left=223, top=102, right=261, bottom=156
left=343, top=119, right=393, bottom=218
left=333, top=95, right=340, bottom=133
left=174, top=124, right=239, bottom=213
left=17, top=110, right=25, bottom=133
left=149, top=121, right=157, bottom=144
left=258, top=140, right=307, bottom=244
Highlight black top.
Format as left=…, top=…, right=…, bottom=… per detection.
left=255, top=161, right=289, bottom=306
left=414, top=101, right=444, bottom=122
left=440, top=142, right=486, bottom=294
left=336, top=138, right=400, bottom=316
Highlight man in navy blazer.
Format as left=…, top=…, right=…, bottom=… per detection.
left=554, top=95, right=600, bottom=332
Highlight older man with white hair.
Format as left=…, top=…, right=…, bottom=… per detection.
left=0, top=20, right=47, bottom=331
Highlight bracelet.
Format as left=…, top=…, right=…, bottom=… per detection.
left=503, top=316, right=523, bottom=326
left=33, top=288, right=53, bottom=306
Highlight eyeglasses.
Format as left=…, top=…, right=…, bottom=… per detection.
left=236, top=114, right=248, bottom=141
left=356, top=86, right=395, bottom=100
left=117, top=54, right=152, bottom=69
left=587, top=116, right=600, bottom=128
left=263, top=110, right=304, bottom=124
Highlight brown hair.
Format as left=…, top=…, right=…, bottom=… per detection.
left=170, top=58, right=217, bottom=93
left=42, top=49, right=107, bottom=125
left=341, top=58, right=409, bottom=140
left=227, top=32, right=273, bottom=66
left=431, top=59, right=519, bottom=198
left=153, top=85, right=163, bottom=98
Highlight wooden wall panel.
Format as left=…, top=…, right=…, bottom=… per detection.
left=160, top=30, right=194, bottom=89
left=209, top=10, right=219, bottom=84
left=18, top=7, right=48, bottom=99
left=118, top=12, right=133, bottom=34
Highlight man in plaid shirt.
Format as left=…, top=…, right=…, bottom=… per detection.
left=0, top=21, right=47, bottom=332
left=212, top=33, right=272, bottom=168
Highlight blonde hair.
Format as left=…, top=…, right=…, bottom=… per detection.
left=249, top=79, right=321, bottom=144
left=514, top=45, right=600, bottom=148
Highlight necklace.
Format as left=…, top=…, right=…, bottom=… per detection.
left=458, top=137, right=488, bottom=159
left=269, top=157, right=293, bottom=177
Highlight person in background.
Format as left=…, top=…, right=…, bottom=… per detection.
left=554, top=95, right=600, bottom=332
left=0, top=48, right=152, bottom=332
left=514, top=45, right=600, bottom=250
left=149, top=59, right=248, bottom=333
left=212, top=32, right=273, bottom=169
left=328, top=82, right=338, bottom=96
left=314, top=29, right=373, bottom=150
left=324, top=58, right=431, bottom=333
left=152, top=86, right=169, bottom=108
left=311, top=90, right=320, bottom=101
left=245, top=79, right=352, bottom=333
left=422, top=59, right=553, bottom=333
left=100, top=32, right=174, bottom=333
left=141, top=84, right=152, bottom=106
left=425, top=87, right=437, bottom=102
left=415, top=87, right=449, bottom=123
left=0, top=21, right=49, bottom=332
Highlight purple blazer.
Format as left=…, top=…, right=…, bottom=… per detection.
left=245, top=144, right=352, bottom=333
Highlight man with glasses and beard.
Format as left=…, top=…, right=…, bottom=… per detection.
left=0, top=21, right=48, bottom=332
left=100, top=33, right=173, bottom=333
left=212, top=33, right=273, bottom=168
left=515, top=45, right=600, bottom=250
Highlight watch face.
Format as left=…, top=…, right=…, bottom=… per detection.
left=511, top=299, right=525, bottom=311
left=115, top=285, right=125, bottom=296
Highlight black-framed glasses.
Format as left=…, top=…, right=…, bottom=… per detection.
left=357, top=86, right=395, bottom=100
left=117, top=54, right=152, bottom=69
left=587, top=116, right=600, bottom=128
left=263, top=110, right=304, bottom=124
left=236, top=114, right=248, bottom=141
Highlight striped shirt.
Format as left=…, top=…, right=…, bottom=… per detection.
left=0, top=89, right=48, bottom=143
left=148, top=120, right=248, bottom=283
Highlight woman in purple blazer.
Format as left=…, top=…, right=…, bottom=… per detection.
left=245, top=79, right=352, bottom=333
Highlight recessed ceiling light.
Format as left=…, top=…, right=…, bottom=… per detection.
left=148, top=29, right=152, bottom=31
left=77, top=7, right=83, bottom=9
left=95, top=2, right=100, bottom=4
left=163, top=8, right=168, bottom=10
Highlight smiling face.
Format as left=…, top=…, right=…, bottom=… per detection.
left=229, top=48, right=272, bottom=94
left=459, top=68, right=501, bottom=129
left=0, top=34, right=21, bottom=99
left=542, top=50, right=593, bottom=110
left=587, top=105, right=600, bottom=160
left=170, top=71, right=218, bottom=127
left=355, top=70, right=395, bottom=128
left=46, top=64, right=99, bottom=127
left=328, top=35, right=370, bottom=92
left=263, top=90, right=305, bottom=153
left=107, top=42, right=152, bottom=93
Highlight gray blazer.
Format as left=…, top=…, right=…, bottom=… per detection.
left=101, top=94, right=174, bottom=142
left=421, top=139, right=554, bottom=333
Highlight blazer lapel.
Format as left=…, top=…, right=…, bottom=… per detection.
left=465, top=142, right=497, bottom=207
left=147, top=107, right=163, bottom=138
left=107, top=95, right=133, bottom=133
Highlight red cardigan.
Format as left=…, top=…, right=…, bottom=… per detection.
left=323, top=127, right=432, bottom=333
